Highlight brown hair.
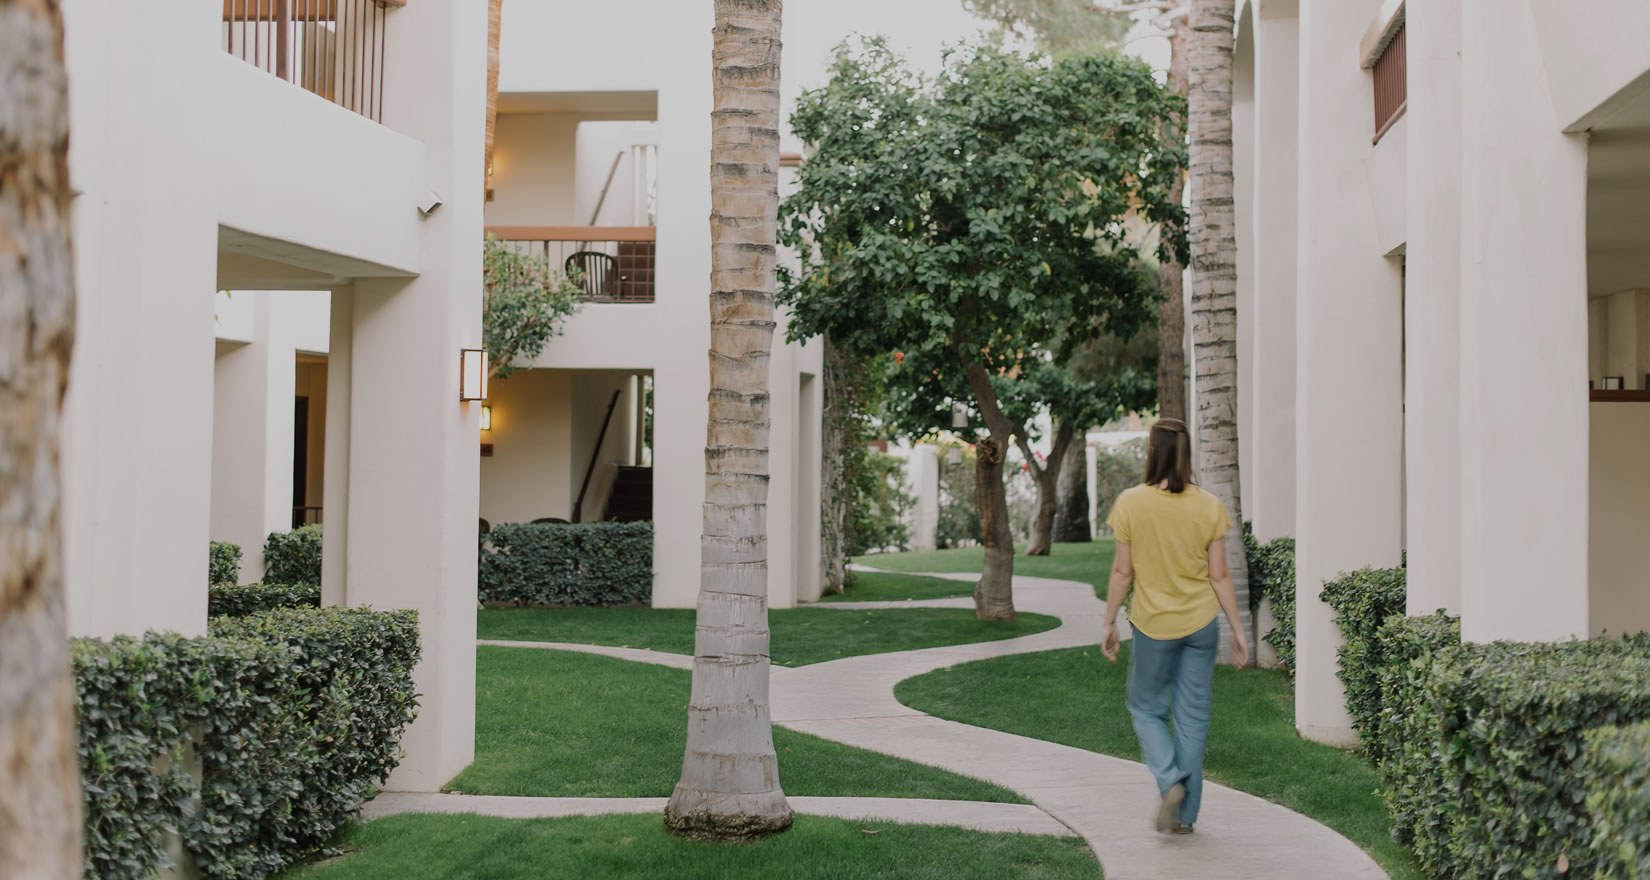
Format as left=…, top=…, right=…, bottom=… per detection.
left=1143, top=418, right=1194, bottom=493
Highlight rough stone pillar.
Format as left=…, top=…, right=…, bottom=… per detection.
left=1458, top=0, right=1591, bottom=643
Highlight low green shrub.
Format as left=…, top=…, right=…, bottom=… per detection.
left=1321, top=564, right=1406, bottom=754
left=1584, top=721, right=1650, bottom=879
left=264, top=524, right=323, bottom=586
left=207, top=582, right=321, bottom=617
left=479, top=521, right=652, bottom=606
left=74, top=607, right=419, bottom=879
left=209, top=541, right=242, bottom=586
left=1395, top=634, right=1650, bottom=878
left=1242, top=523, right=1296, bottom=672
left=1371, top=612, right=1460, bottom=847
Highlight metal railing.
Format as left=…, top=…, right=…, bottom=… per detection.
left=487, top=226, right=657, bottom=304
left=1371, top=23, right=1406, bottom=143
left=222, top=0, right=395, bottom=123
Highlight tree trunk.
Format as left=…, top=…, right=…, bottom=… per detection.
left=1053, top=436, right=1091, bottom=543
left=1189, top=0, right=1252, bottom=663
left=818, top=337, right=850, bottom=594
left=0, top=0, right=84, bottom=874
left=962, top=362, right=1017, bottom=620
left=484, top=0, right=502, bottom=194
left=1019, top=420, right=1074, bottom=557
left=1157, top=12, right=1191, bottom=422
left=665, top=0, right=795, bottom=840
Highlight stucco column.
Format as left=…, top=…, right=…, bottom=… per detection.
left=211, top=293, right=299, bottom=582
left=1246, top=0, right=1299, bottom=542
left=1293, top=0, right=1406, bottom=745
left=1457, top=0, right=1591, bottom=643
left=1234, top=9, right=1257, bottom=506
left=335, top=0, right=486, bottom=790
left=60, top=0, right=218, bottom=638
left=909, top=445, right=940, bottom=552
left=321, top=289, right=354, bottom=608
left=1404, top=0, right=1464, bottom=617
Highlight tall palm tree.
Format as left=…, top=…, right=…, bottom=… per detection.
left=0, top=0, right=85, bottom=872
left=1188, top=0, right=1252, bottom=657
left=663, top=0, right=794, bottom=840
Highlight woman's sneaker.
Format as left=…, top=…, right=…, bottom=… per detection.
left=1155, top=783, right=1186, bottom=833
left=1172, top=824, right=1195, bottom=834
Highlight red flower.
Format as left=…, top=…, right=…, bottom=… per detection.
left=893, top=351, right=905, bottom=365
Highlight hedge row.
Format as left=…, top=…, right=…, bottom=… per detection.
left=1584, top=721, right=1650, bottom=879
left=1321, top=564, right=1407, bottom=758
left=478, top=521, right=653, bottom=606
left=1370, top=613, right=1461, bottom=851
left=208, top=582, right=321, bottom=618
left=209, top=542, right=242, bottom=586
left=75, top=606, right=419, bottom=879
left=1241, top=523, right=1296, bottom=672
left=264, top=524, right=323, bottom=587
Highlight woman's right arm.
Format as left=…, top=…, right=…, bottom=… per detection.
left=1207, top=537, right=1250, bottom=667
left=1100, top=543, right=1131, bottom=662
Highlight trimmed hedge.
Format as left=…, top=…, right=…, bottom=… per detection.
left=1321, top=564, right=1406, bottom=755
left=478, top=521, right=653, bottom=606
left=1584, top=721, right=1650, bottom=878
left=264, top=524, right=323, bottom=586
left=208, top=582, right=321, bottom=618
left=209, top=541, right=242, bottom=586
left=75, top=606, right=419, bottom=879
left=1242, top=523, right=1296, bottom=672
left=1371, top=612, right=1461, bottom=848
left=1391, top=634, right=1650, bottom=878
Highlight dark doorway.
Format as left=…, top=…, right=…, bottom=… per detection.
left=293, top=397, right=309, bottom=528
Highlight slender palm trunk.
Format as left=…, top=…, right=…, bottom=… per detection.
left=1188, top=0, right=1252, bottom=660
left=0, top=0, right=84, bottom=874
left=1157, top=12, right=1191, bottom=422
left=665, top=0, right=794, bottom=840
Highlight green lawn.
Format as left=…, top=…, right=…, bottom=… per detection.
left=855, top=541, right=1116, bottom=600
left=818, top=570, right=975, bottom=603
left=476, top=606, right=1060, bottom=667
left=283, top=814, right=1100, bottom=880
left=445, top=646, right=1024, bottom=804
left=894, top=646, right=1422, bottom=880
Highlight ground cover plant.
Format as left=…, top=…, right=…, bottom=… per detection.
left=444, top=647, right=1023, bottom=804
left=281, top=813, right=1100, bottom=880
left=854, top=541, right=1117, bottom=600
left=475, top=606, right=1059, bottom=667
left=896, top=645, right=1424, bottom=880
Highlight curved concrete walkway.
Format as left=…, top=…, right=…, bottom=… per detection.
left=451, top=570, right=1387, bottom=879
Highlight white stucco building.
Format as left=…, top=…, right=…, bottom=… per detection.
left=1228, top=0, right=1650, bottom=743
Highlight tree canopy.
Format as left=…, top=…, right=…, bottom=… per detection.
left=481, top=235, right=583, bottom=379
left=964, top=0, right=1133, bottom=56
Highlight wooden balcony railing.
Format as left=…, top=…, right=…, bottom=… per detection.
left=222, top=0, right=405, bottom=123
left=487, top=226, right=657, bottom=304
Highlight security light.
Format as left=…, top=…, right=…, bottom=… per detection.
left=480, top=406, right=492, bottom=431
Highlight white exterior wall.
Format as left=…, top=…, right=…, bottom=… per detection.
left=907, top=446, right=941, bottom=553
left=1590, top=403, right=1650, bottom=636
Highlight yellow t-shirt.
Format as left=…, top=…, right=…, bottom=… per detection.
left=1106, top=484, right=1232, bottom=640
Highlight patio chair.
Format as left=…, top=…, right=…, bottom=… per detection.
left=565, top=251, right=619, bottom=300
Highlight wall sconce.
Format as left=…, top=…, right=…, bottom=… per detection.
left=948, top=447, right=964, bottom=465
left=951, top=403, right=968, bottom=430
left=480, top=405, right=492, bottom=431
left=461, top=349, right=489, bottom=401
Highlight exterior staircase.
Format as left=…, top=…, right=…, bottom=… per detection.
left=604, top=466, right=653, bottom=522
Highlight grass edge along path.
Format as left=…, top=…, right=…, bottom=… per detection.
left=894, top=645, right=1423, bottom=880
left=281, top=813, right=1101, bottom=880
left=446, top=646, right=1026, bottom=805
left=817, top=570, right=976, bottom=603
left=854, top=541, right=1117, bottom=600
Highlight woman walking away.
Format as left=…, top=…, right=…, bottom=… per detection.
left=1099, top=418, right=1248, bottom=835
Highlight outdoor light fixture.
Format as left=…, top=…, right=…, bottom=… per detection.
left=951, top=403, right=968, bottom=430
left=948, top=447, right=964, bottom=465
left=480, top=406, right=492, bottom=431
left=460, top=349, right=489, bottom=401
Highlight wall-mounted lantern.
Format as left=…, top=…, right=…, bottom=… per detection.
left=480, top=405, right=492, bottom=431
left=460, top=349, right=489, bottom=401
left=951, top=402, right=968, bottom=430
left=948, top=447, right=964, bottom=465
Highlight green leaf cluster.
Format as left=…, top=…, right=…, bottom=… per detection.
left=964, top=0, right=1133, bottom=57
left=482, top=235, right=583, bottom=380
left=1241, top=523, right=1296, bottom=673
left=478, top=521, right=653, bottom=606
left=1373, top=613, right=1462, bottom=854
left=74, top=607, right=420, bottom=879
left=847, top=452, right=915, bottom=556
left=1322, top=563, right=1409, bottom=756
left=209, top=541, right=242, bottom=586
left=263, top=524, right=323, bottom=587
left=1583, top=721, right=1650, bottom=878
left=207, top=582, right=321, bottom=618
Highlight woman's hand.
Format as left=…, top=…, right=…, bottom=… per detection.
left=1101, top=621, right=1120, bottom=662
left=1230, top=627, right=1250, bottom=668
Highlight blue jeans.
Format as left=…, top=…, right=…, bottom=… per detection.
left=1126, top=617, right=1218, bottom=826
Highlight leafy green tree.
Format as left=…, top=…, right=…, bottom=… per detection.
left=780, top=40, right=1184, bottom=619
left=481, top=235, right=583, bottom=379
left=964, top=0, right=1132, bottom=56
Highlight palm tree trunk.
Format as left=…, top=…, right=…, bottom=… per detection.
left=0, top=0, right=84, bottom=873
left=665, top=0, right=794, bottom=840
left=1188, top=0, right=1252, bottom=661
left=1157, top=11, right=1190, bottom=422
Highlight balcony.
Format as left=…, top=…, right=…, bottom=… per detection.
left=221, top=0, right=405, bottom=122
left=487, top=226, right=657, bottom=304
